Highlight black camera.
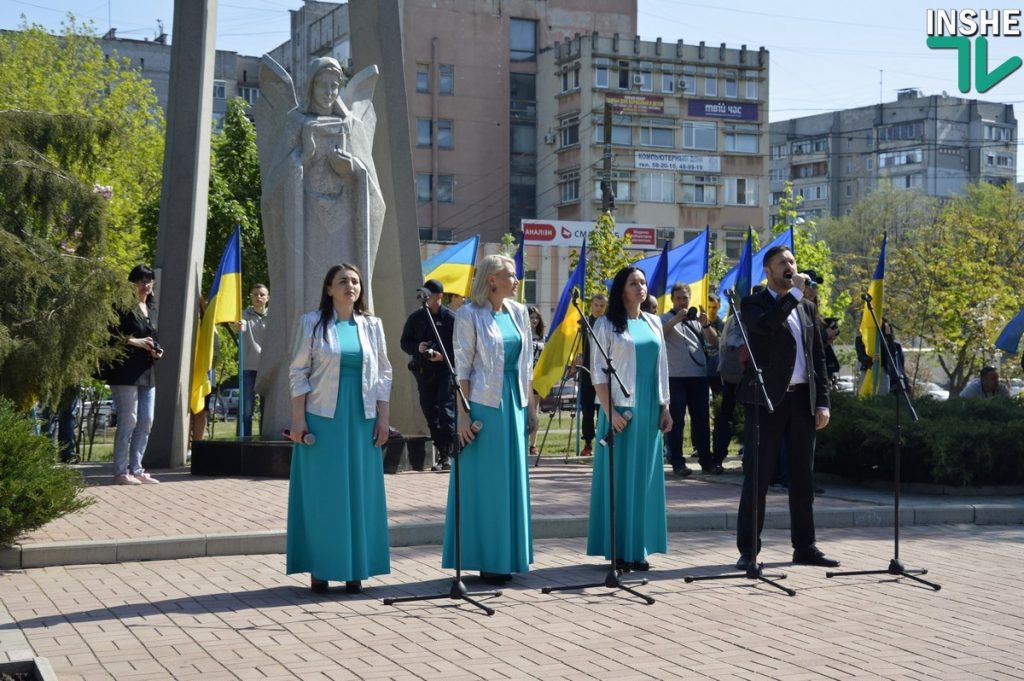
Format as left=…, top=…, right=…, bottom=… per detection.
left=151, top=339, right=163, bottom=358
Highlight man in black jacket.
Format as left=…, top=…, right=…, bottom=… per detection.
left=400, top=279, right=457, bottom=471
left=735, top=246, right=839, bottom=570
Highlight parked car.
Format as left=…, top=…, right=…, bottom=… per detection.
left=834, top=375, right=855, bottom=394
left=913, top=381, right=949, bottom=401
left=216, top=388, right=240, bottom=416
left=1008, top=378, right=1024, bottom=398
left=81, top=399, right=116, bottom=429
left=539, top=381, right=577, bottom=413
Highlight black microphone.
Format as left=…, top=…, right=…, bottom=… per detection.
left=686, top=307, right=698, bottom=321
left=862, top=292, right=873, bottom=303
left=572, top=289, right=579, bottom=304
left=415, top=287, right=432, bottom=303
left=723, top=288, right=736, bottom=305
left=599, top=410, right=632, bottom=446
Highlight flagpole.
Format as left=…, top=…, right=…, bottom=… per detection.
left=235, top=226, right=245, bottom=439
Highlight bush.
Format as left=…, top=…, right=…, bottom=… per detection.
left=0, top=399, right=92, bottom=547
left=816, top=393, right=1024, bottom=486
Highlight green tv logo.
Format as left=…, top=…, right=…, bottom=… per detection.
left=926, top=9, right=1023, bottom=93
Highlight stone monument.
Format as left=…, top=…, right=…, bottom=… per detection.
left=253, top=56, right=387, bottom=436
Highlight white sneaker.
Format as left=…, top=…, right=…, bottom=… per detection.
left=134, top=471, right=160, bottom=484
left=114, top=474, right=141, bottom=486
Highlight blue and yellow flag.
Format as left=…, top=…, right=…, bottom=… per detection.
left=717, top=226, right=794, bottom=318
left=533, top=239, right=587, bottom=398
left=513, top=234, right=526, bottom=303
left=422, top=235, right=478, bottom=297
left=995, top=307, right=1024, bottom=355
left=858, top=233, right=888, bottom=399
left=647, top=242, right=671, bottom=314
left=190, top=227, right=243, bottom=414
left=633, top=227, right=709, bottom=313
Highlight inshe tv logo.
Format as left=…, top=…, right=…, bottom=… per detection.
left=926, top=9, right=1023, bottom=93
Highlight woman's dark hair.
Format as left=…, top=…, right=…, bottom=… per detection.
left=128, top=264, right=154, bottom=283
left=314, top=263, right=367, bottom=341
left=528, top=305, right=545, bottom=339
left=606, top=266, right=643, bottom=334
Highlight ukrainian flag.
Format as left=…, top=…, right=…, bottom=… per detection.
left=647, top=242, right=672, bottom=314
left=533, top=239, right=587, bottom=398
left=633, top=227, right=709, bottom=313
left=513, top=234, right=526, bottom=303
left=717, top=226, right=794, bottom=318
left=995, top=306, right=1024, bottom=355
left=858, top=233, right=888, bottom=399
left=422, top=235, right=478, bottom=297
left=190, top=226, right=243, bottom=414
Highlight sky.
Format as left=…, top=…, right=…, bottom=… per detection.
left=4, top=0, right=1024, bottom=123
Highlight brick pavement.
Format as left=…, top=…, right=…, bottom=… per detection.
left=16, top=461, right=995, bottom=546
left=2, top=525, right=1022, bottom=680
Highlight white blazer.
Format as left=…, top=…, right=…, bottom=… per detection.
left=591, top=312, right=670, bottom=409
left=454, top=299, right=532, bottom=408
left=289, top=309, right=392, bottom=419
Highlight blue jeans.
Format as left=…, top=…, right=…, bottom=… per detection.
left=111, top=385, right=155, bottom=475
left=240, top=370, right=260, bottom=437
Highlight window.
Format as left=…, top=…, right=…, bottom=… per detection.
left=770, top=144, right=788, bottom=159
left=683, top=121, right=716, bottom=150
left=879, top=149, right=922, bottom=168
left=987, top=152, right=1014, bottom=167
left=560, top=116, right=580, bottom=148
left=878, top=121, right=923, bottom=141
left=439, top=64, right=454, bottom=95
left=725, top=126, right=758, bottom=153
left=239, top=86, right=259, bottom=105
left=510, top=73, right=536, bottom=121
left=661, top=73, right=675, bottom=93
left=437, top=175, right=454, bottom=203
left=573, top=67, right=580, bottom=90
left=866, top=157, right=874, bottom=171
left=416, top=118, right=432, bottom=147
left=523, top=269, right=537, bottom=305
left=416, top=173, right=431, bottom=202
left=682, top=176, right=718, bottom=205
left=595, top=58, right=609, bottom=88
left=639, top=172, right=674, bottom=202
left=895, top=174, right=923, bottom=189
left=416, top=63, right=429, bottom=92
left=559, top=173, right=580, bottom=203
left=594, top=115, right=632, bottom=145
left=510, top=18, right=537, bottom=62
left=791, top=138, right=828, bottom=155
left=725, top=235, right=745, bottom=259
left=639, top=118, right=674, bottom=148
left=511, top=123, right=536, bottom=155
left=725, top=177, right=758, bottom=206
left=594, top=177, right=631, bottom=202
left=704, top=68, right=718, bottom=96
left=744, top=71, right=759, bottom=99
left=846, top=184, right=853, bottom=197
left=560, top=70, right=570, bottom=93
left=418, top=227, right=432, bottom=240
left=212, top=80, right=226, bottom=99
left=769, top=167, right=787, bottom=181
left=618, top=60, right=631, bottom=89
left=437, top=119, right=453, bottom=149
left=638, top=63, right=653, bottom=91
left=985, top=124, right=1013, bottom=141
left=798, top=184, right=827, bottom=200
left=724, top=76, right=738, bottom=98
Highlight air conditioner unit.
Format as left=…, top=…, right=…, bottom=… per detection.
left=543, top=132, right=556, bottom=145
left=679, top=78, right=688, bottom=91
left=632, top=74, right=644, bottom=86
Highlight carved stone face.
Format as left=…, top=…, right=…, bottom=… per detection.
left=310, top=69, right=342, bottom=115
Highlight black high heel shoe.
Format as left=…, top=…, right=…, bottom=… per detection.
left=345, top=580, right=362, bottom=594
left=310, top=576, right=328, bottom=593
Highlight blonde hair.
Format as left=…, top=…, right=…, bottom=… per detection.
left=469, top=254, right=516, bottom=307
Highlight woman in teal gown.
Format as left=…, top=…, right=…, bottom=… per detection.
left=587, top=266, right=672, bottom=571
left=442, top=254, right=538, bottom=585
left=286, top=263, right=393, bottom=594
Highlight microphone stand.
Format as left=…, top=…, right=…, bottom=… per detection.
left=541, top=292, right=655, bottom=605
left=533, top=326, right=583, bottom=466
left=684, top=289, right=795, bottom=596
left=383, top=299, right=502, bottom=615
left=826, top=293, right=940, bottom=590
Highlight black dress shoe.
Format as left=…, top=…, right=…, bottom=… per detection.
left=792, top=546, right=840, bottom=568
left=631, top=560, right=650, bottom=571
left=735, top=555, right=756, bottom=571
left=310, top=576, right=328, bottom=593
left=614, top=559, right=632, bottom=572
left=480, top=571, right=511, bottom=585
left=345, top=580, right=362, bottom=594
left=672, top=466, right=692, bottom=478
left=712, top=465, right=725, bottom=475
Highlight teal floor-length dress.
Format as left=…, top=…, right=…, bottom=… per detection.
left=286, top=319, right=390, bottom=582
left=587, top=318, right=668, bottom=562
left=441, top=311, right=533, bottom=574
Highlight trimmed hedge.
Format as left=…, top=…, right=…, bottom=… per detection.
left=0, top=399, right=92, bottom=547
left=816, top=393, right=1024, bottom=486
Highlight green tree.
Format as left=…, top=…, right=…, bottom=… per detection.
left=581, top=211, right=632, bottom=298
left=0, top=18, right=165, bottom=271
left=887, top=183, right=1024, bottom=393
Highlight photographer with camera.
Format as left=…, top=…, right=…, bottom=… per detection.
left=400, top=279, right=456, bottom=471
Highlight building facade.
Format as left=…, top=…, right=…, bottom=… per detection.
left=769, top=89, right=1017, bottom=225
left=535, top=34, right=770, bottom=261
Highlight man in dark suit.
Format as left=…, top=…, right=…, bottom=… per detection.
left=735, top=246, right=839, bottom=570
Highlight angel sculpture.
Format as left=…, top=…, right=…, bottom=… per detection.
left=253, top=56, right=386, bottom=436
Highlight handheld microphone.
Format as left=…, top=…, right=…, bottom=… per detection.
left=282, top=429, right=316, bottom=445
left=415, top=287, right=432, bottom=302
left=599, top=410, right=632, bottom=446
left=471, top=420, right=483, bottom=433
left=686, top=307, right=698, bottom=321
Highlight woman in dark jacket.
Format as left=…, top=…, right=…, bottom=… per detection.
left=104, top=265, right=163, bottom=485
